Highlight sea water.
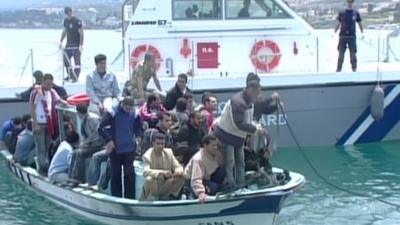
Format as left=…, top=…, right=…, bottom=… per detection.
left=1, top=142, right=400, bottom=225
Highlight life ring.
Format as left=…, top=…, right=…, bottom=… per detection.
left=130, top=44, right=162, bottom=70
left=67, top=93, right=90, bottom=106
left=250, top=40, right=281, bottom=72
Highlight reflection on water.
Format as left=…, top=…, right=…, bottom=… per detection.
left=277, top=142, right=400, bottom=225
left=1, top=142, right=400, bottom=225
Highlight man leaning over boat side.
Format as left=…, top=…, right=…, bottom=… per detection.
left=334, top=0, right=363, bottom=72
left=123, top=52, right=163, bottom=102
left=213, top=73, right=266, bottom=188
left=184, top=134, right=226, bottom=203
left=98, top=96, right=143, bottom=199
left=141, top=132, right=185, bottom=201
left=86, top=54, right=121, bottom=115
left=48, top=130, right=79, bottom=184
left=30, top=73, right=69, bottom=176
left=68, top=104, right=104, bottom=184
left=59, top=6, right=84, bottom=82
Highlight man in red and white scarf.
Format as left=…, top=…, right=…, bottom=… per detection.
left=30, top=73, right=68, bottom=176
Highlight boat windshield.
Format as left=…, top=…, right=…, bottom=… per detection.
left=172, top=0, right=290, bottom=20
left=173, top=0, right=222, bottom=20
left=225, top=0, right=291, bottom=19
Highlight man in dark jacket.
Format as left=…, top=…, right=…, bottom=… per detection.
left=174, top=110, right=206, bottom=165
left=165, top=73, right=192, bottom=110
left=98, top=96, right=143, bottom=199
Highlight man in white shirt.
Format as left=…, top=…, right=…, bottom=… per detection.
left=30, top=73, right=68, bottom=176
left=86, top=54, right=120, bottom=114
left=48, top=130, right=80, bottom=183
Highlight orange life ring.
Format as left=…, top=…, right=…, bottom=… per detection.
left=67, top=93, right=90, bottom=106
left=130, top=44, right=162, bottom=70
left=250, top=40, right=281, bottom=72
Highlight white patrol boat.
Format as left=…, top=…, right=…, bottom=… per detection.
left=0, top=0, right=400, bottom=147
left=0, top=105, right=305, bottom=225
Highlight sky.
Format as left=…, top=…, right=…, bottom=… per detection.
left=0, top=0, right=123, bottom=10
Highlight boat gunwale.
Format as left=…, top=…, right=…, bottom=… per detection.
left=1, top=149, right=305, bottom=208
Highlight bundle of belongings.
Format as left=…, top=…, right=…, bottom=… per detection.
left=244, top=134, right=290, bottom=188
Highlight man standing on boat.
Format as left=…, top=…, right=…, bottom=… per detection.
left=60, top=6, right=84, bottom=82
left=30, top=74, right=69, bottom=176
left=214, top=73, right=266, bottom=188
left=98, top=97, right=143, bottom=199
left=123, top=52, right=163, bottom=102
left=335, top=0, right=364, bottom=72
left=86, top=54, right=121, bottom=115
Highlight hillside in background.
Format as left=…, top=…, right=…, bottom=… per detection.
left=0, top=0, right=123, bottom=10
left=286, top=0, right=400, bottom=28
left=1, top=0, right=399, bottom=29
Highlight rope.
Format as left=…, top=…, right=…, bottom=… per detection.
left=276, top=98, right=400, bottom=210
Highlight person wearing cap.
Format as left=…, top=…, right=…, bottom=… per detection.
left=59, top=6, right=84, bottom=82
left=214, top=72, right=267, bottom=188
left=98, top=96, right=143, bottom=199
left=334, top=0, right=363, bottom=72
left=123, top=52, right=163, bottom=101
left=86, top=54, right=120, bottom=114
left=16, top=70, right=67, bottom=100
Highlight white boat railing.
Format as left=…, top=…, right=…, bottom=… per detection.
left=1, top=29, right=399, bottom=90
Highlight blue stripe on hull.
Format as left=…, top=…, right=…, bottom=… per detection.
left=357, top=89, right=400, bottom=143
left=46, top=191, right=284, bottom=221
left=336, top=85, right=399, bottom=145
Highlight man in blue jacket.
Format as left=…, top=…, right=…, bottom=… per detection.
left=98, top=96, right=143, bottom=199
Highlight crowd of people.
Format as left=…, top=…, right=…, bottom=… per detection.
left=1, top=5, right=281, bottom=201
left=1, top=48, right=281, bottom=202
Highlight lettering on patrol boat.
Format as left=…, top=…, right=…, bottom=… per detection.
left=260, top=114, right=287, bottom=126
left=131, top=20, right=168, bottom=26
left=131, top=20, right=157, bottom=25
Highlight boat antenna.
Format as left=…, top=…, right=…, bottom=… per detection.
left=273, top=96, right=280, bottom=150
left=276, top=99, right=400, bottom=210
left=377, top=34, right=382, bottom=84
left=17, top=50, right=33, bottom=86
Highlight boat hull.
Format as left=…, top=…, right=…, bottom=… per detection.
left=1, top=150, right=303, bottom=225
left=2, top=75, right=400, bottom=147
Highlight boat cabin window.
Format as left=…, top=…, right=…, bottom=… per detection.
left=172, top=0, right=222, bottom=20
left=226, top=0, right=291, bottom=19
